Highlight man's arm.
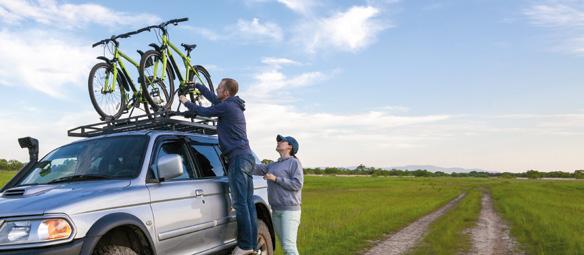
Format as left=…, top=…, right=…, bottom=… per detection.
left=195, top=83, right=220, bottom=105
left=253, top=163, right=269, bottom=176
left=183, top=100, right=226, bottom=117
left=273, top=161, right=304, bottom=191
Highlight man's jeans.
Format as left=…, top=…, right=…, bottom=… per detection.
left=228, top=153, right=258, bottom=250
left=272, top=210, right=301, bottom=255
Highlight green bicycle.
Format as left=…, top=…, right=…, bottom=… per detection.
left=138, top=18, right=214, bottom=114
left=88, top=28, right=174, bottom=121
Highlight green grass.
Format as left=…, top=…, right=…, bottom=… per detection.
left=0, top=170, right=16, bottom=187
left=491, top=179, right=584, bottom=255
left=273, top=176, right=474, bottom=255
left=408, top=188, right=482, bottom=255
left=4, top=169, right=584, bottom=254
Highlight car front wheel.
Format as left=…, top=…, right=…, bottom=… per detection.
left=256, top=219, right=274, bottom=255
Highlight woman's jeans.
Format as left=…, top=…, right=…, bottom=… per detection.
left=228, top=153, right=258, bottom=250
left=272, top=210, right=301, bottom=255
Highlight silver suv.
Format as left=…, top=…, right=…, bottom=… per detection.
left=0, top=131, right=275, bottom=255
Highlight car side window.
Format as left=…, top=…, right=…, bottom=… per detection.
left=156, top=141, right=194, bottom=181
left=191, top=144, right=225, bottom=178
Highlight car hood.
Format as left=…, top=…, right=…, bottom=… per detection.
left=0, top=180, right=134, bottom=218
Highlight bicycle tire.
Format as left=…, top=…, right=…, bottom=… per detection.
left=187, top=65, right=214, bottom=107
left=138, top=50, right=175, bottom=112
left=88, top=62, right=125, bottom=120
left=189, top=65, right=214, bottom=94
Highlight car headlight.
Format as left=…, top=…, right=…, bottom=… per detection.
left=0, top=218, right=73, bottom=245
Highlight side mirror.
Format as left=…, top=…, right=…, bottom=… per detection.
left=157, top=154, right=184, bottom=181
left=18, top=137, right=38, bottom=163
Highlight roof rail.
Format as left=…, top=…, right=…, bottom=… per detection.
left=68, top=112, right=217, bottom=138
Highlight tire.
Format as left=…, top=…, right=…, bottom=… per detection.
left=171, top=65, right=214, bottom=119
left=256, top=219, right=274, bottom=255
left=143, top=80, right=169, bottom=118
left=94, top=244, right=137, bottom=255
left=185, top=65, right=215, bottom=111
left=139, top=50, right=175, bottom=112
left=88, top=62, right=126, bottom=120
left=190, top=65, right=214, bottom=94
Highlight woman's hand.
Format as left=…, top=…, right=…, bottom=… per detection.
left=264, top=173, right=277, bottom=182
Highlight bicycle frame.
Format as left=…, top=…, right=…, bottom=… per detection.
left=104, top=47, right=140, bottom=95
left=155, top=34, right=206, bottom=88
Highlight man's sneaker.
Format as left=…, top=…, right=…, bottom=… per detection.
left=231, top=246, right=254, bottom=255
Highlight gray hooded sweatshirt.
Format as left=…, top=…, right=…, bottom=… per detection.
left=254, top=157, right=304, bottom=211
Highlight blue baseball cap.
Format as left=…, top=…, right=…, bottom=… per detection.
left=277, top=134, right=299, bottom=156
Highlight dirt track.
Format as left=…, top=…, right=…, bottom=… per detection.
left=467, top=193, right=521, bottom=255
left=364, top=193, right=466, bottom=255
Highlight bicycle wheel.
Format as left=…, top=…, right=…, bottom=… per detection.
left=189, top=65, right=214, bottom=108
left=171, top=65, right=215, bottom=117
left=139, top=50, right=175, bottom=112
left=143, top=80, right=170, bottom=118
left=88, top=62, right=125, bottom=120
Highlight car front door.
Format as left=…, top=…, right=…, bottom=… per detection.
left=146, top=136, right=216, bottom=255
left=188, top=141, right=237, bottom=248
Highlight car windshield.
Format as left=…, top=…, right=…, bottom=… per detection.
left=17, top=135, right=149, bottom=186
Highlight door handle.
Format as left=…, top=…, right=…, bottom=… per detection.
left=195, top=189, right=204, bottom=198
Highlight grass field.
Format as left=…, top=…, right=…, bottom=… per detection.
left=491, top=180, right=584, bottom=255
left=408, top=188, right=482, bottom=255
left=286, top=176, right=474, bottom=255
left=3, top=171, right=584, bottom=254
left=0, top=170, right=15, bottom=187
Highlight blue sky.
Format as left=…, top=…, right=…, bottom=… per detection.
left=1, top=0, right=583, bottom=171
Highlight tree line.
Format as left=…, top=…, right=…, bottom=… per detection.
left=0, top=159, right=24, bottom=171
left=3, top=158, right=582, bottom=179
left=300, top=164, right=584, bottom=179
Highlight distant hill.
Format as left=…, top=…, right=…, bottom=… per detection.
left=384, top=165, right=493, bottom=173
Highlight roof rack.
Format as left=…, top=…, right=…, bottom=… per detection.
left=68, top=111, right=217, bottom=138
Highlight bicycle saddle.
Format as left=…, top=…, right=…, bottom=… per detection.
left=181, top=43, right=197, bottom=51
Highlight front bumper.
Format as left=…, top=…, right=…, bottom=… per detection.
left=0, top=239, right=83, bottom=255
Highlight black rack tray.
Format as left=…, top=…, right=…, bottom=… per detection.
left=68, top=112, right=217, bottom=138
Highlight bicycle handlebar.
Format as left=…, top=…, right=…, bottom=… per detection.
left=92, top=18, right=189, bottom=47
left=92, top=26, right=155, bottom=47
left=92, top=39, right=109, bottom=48
left=136, top=25, right=158, bottom=33
left=159, top=17, right=189, bottom=28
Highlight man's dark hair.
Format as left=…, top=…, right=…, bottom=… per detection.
left=222, top=78, right=239, bottom=96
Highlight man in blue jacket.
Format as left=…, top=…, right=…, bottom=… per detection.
left=179, top=78, right=257, bottom=255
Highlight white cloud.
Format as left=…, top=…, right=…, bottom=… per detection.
left=0, top=110, right=97, bottom=162
left=295, top=5, right=390, bottom=53
left=180, top=25, right=222, bottom=41
left=234, top=18, right=284, bottom=42
left=184, top=18, right=284, bottom=43
left=277, top=0, right=317, bottom=15
left=0, top=0, right=160, bottom=28
left=0, top=29, right=97, bottom=98
left=261, top=57, right=301, bottom=66
left=524, top=1, right=584, bottom=55
left=524, top=3, right=584, bottom=27
left=240, top=57, right=326, bottom=102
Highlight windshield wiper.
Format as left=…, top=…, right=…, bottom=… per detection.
left=47, top=174, right=112, bottom=184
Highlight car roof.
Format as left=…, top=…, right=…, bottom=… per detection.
left=67, top=130, right=218, bottom=145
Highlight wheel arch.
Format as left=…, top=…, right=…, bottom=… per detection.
left=79, top=213, right=156, bottom=255
left=254, top=197, right=276, bottom=250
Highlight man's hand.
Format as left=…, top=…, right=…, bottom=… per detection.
left=179, top=95, right=189, bottom=104
left=264, top=173, right=277, bottom=182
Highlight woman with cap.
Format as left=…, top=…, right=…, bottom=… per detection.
left=254, top=134, right=303, bottom=255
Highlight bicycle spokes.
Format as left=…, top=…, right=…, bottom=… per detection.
left=91, top=66, right=124, bottom=117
